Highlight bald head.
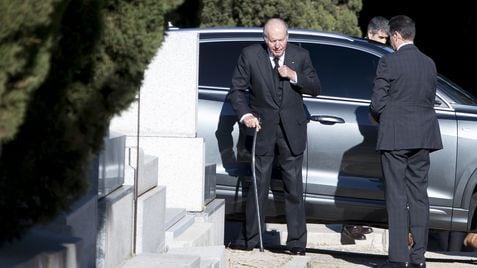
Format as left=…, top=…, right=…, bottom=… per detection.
left=263, top=18, right=289, bottom=57
left=263, top=18, right=288, bottom=38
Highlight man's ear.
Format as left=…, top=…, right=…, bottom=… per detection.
left=394, top=31, right=403, bottom=41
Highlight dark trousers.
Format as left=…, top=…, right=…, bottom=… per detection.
left=241, top=123, right=307, bottom=249
left=381, top=149, right=430, bottom=263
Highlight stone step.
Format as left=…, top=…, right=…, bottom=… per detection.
left=121, top=253, right=200, bottom=268
left=165, top=208, right=187, bottom=230
left=167, top=245, right=225, bottom=268
left=167, top=222, right=215, bottom=249
left=165, top=212, right=195, bottom=245
left=226, top=248, right=310, bottom=268
left=166, top=199, right=225, bottom=250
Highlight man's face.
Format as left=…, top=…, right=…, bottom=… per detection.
left=368, top=29, right=388, bottom=44
left=264, top=24, right=288, bottom=57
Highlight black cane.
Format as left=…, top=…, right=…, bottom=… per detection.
left=251, top=125, right=264, bottom=252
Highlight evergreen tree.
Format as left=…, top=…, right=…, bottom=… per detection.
left=0, top=0, right=64, bottom=143
left=200, top=0, right=362, bottom=36
left=0, top=0, right=182, bottom=242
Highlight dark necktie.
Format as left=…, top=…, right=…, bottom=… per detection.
left=273, top=57, right=280, bottom=72
left=273, top=57, right=282, bottom=101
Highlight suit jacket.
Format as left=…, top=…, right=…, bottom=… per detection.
left=370, top=44, right=443, bottom=151
left=228, top=43, right=320, bottom=155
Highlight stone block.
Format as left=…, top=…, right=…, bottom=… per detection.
left=193, top=199, right=225, bottom=246
left=39, top=194, right=98, bottom=268
left=0, top=229, right=81, bottom=268
left=125, top=147, right=158, bottom=196
left=98, top=131, right=126, bottom=198
left=109, top=30, right=199, bottom=138
left=204, top=164, right=216, bottom=206
left=135, top=186, right=166, bottom=254
left=133, top=137, right=205, bottom=211
left=97, top=186, right=134, bottom=268
left=140, top=31, right=199, bottom=137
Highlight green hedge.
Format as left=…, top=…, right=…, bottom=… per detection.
left=0, top=0, right=182, bottom=242
left=200, top=0, right=362, bottom=36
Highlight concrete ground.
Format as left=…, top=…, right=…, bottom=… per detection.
left=224, top=221, right=477, bottom=267
left=226, top=248, right=477, bottom=267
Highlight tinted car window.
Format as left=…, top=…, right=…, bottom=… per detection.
left=301, top=43, right=380, bottom=100
left=438, top=77, right=477, bottom=105
left=199, top=41, right=254, bottom=88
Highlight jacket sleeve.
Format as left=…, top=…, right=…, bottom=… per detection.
left=370, top=56, right=391, bottom=121
left=294, top=50, right=320, bottom=97
left=228, top=51, right=252, bottom=120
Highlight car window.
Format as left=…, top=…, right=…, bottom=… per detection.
left=301, top=43, right=380, bottom=100
left=437, top=76, right=477, bottom=105
left=199, top=41, right=254, bottom=89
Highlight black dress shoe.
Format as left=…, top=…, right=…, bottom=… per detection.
left=227, top=241, right=254, bottom=251
left=377, top=261, right=409, bottom=268
left=356, top=225, right=373, bottom=234
left=289, top=247, right=306, bottom=255
left=342, top=225, right=366, bottom=240
left=409, top=263, right=426, bottom=268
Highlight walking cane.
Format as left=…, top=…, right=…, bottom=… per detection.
left=251, top=124, right=265, bottom=252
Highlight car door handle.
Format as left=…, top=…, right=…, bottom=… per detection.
left=309, top=115, right=345, bottom=124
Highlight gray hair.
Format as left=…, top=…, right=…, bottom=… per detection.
left=367, top=16, right=389, bottom=35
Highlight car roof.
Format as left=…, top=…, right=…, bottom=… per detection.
left=170, top=27, right=355, bottom=41
left=169, top=27, right=392, bottom=53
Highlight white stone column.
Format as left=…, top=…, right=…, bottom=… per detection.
left=110, top=30, right=206, bottom=211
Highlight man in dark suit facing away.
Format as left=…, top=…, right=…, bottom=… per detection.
left=227, top=18, right=320, bottom=255
left=370, top=15, right=443, bottom=268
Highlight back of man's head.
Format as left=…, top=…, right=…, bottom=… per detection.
left=389, top=15, right=416, bottom=41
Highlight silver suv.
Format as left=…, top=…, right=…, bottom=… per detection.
left=195, top=27, right=477, bottom=237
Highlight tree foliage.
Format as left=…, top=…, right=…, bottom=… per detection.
left=200, top=0, right=362, bottom=36
left=0, top=0, right=182, bottom=242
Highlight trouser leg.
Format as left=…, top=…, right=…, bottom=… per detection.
left=381, top=150, right=410, bottom=262
left=406, top=149, right=430, bottom=263
left=276, top=124, right=307, bottom=249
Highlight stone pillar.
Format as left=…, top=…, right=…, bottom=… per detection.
left=110, top=30, right=207, bottom=212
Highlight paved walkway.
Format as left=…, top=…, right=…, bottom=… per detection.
left=226, top=247, right=477, bottom=267
left=224, top=222, right=477, bottom=267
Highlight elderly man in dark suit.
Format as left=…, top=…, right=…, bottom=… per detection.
left=370, top=15, right=443, bottom=268
left=228, top=18, right=320, bottom=255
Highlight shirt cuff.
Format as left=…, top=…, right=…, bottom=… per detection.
left=290, top=73, right=298, bottom=84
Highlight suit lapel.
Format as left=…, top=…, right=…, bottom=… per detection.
left=284, top=47, right=297, bottom=71
left=255, top=45, right=280, bottom=104
left=282, top=47, right=297, bottom=102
